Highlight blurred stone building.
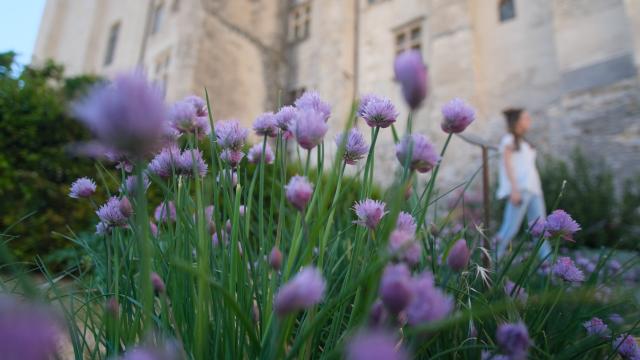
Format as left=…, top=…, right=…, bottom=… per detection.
left=33, top=0, right=640, bottom=186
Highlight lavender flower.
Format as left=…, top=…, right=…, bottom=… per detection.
left=294, top=91, right=331, bottom=122
left=169, top=98, right=210, bottom=137
left=395, top=212, right=417, bottom=234
left=247, top=143, right=275, bottom=164
left=504, top=279, right=528, bottom=303
left=253, top=112, right=278, bottom=137
left=220, top=149, right=245, bottom=168
left=583, top=317, right=609, bottom=337
left=73, top=71, right=168, bottom=156
left=394, top=50, right=428, bottom=109
left=360, top=95, right=399, bottom=128
left=106, top=151, right=134, bottom=173
left=406, top=271, right=453, bottom=325
left=148, top=146, right=181, bottom=178
left=150, top=221, right=158, bottom=237
left=274, top=267, right=326, bottom=316
left=118, top=197, right=133, bottom=218
left=347, top=331, right=409, bottom=360
left=496, top=322, right=531, bottom=359
left=275, top=106, right=297, bottom=132
left=353, top=199, right=387, bottom=229
left=553, top=257, right=585, bottom=283
left=97, top=196, right=130, bottom=227
left=184, top=95, right=208, bottom=117
left=178, top=149, right=208, bottom=176
left=151, top=272, right=166, bottom=294
left=396, top=134, right=440, bottom=173
left=120, top=341, right=184, bottom=360
left=380, top=263, right=413, bottom=315
left=285, top=176, right=314, bottom=211
left=388, top=229, right=422, bottom=267
left=528, top=217, right=549, bottom=238
left=441, top=98, right=476, bottom=133
left=0, top=296, right=62, bottom=360
left=545, top=209, right=581, bottom=241
left=293, top=109, right=329, bottom=150
left=122, top=174, right=150, bottom=196
left=335, top=128, right=369, bottom=165
left=154, top=201, right=177, bottom=223
left=613, top=334, right=640, bottom=360
left=69, top=177, right=97, bottom=198
left=357, top=94, right=376, bottom=118
left=269, top=247, right=283, bottom=270
left=215, top=119, right=248, bottom=150
left=447, top=239, right=470, bottom=272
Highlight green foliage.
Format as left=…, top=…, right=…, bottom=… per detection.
left=539, top=149, right=639, bottom=250
left=0, top=52, right=101, bottom=265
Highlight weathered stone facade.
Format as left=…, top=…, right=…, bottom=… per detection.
left=33, top=0, right=640, bottom=186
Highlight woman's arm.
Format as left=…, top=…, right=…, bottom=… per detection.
left=504, top=145, right=521, bottom=205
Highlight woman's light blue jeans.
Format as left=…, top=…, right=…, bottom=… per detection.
left=496, top=191, right=551, bottom=259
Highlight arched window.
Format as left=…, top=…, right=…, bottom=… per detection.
left=499, top=0, right=516, bottom=22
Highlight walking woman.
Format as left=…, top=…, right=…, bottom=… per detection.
left=495, top=108, right=551, bottom=259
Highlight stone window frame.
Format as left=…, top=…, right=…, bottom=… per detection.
left=153, top=49, right=172, bottom=97
left=151, top=2, right=165, bottom=35
left=499, top=0, right=516, bottom=22
left=288, top=1, right=312, bottom=44
left=367, top=0, right=391, bottom=5
left=103, top=21, right=120, bottom=66
left=393, top=19, right=423, bottom=56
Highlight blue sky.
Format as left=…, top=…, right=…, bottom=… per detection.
left=0, top=0, right=46, bottom=65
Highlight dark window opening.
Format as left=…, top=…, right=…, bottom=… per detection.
left=104, top=22, right=120, bottom=66
left=499, top=0, right=516, bottom=22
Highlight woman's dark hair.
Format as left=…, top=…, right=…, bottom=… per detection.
left=503, top=108, right=524, bottom=151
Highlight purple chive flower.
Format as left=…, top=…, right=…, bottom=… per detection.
left=553, top=257, right=585, bottom=283
left=504, top=279, right=528, bottom=303
left=583, top=317, right=609, bottom=337
left=97, top=196, right=130, bottom=227
left=360, top=95, right=399, bottom=128
left=120, top=341, right=183, bottom=360
left=394, top=50, right=428, bottom=109
left=528, top=217, right=549, bottom=238
left=217, top=170, right=238, bottom=187
left=396, top=212, right=417, bottom=234
left=274, top=267, right=326, bottom=316
left=294, top=91, right=331, bottom=122
left=73, top=71, right=168, bottom=156
left=178, top=148, right=208, bottom=176
left=545, top=209, right=581, bottom=241
left=122, top=174, right=150, bottom=196
left=357, top=94, right=376, bottom=118
left=214, top=119, right=248, bottom=150
left=169, top=98, right=210, bottom=137
left=151, top=272, right=166, bottom=294
left=396, top=134, right=440, bottom=173
left=106, top=151, right=134, bottom=173
left=441, top=98, right=476, bottom=134
left=253, top=112, right=278, bottom=137
left=335, top=128, right=369, bottom=165
left=247, top=143, right=275, bottom=164
left=447, top=239, right=470, bottom=272
left=269, top=247, right=283, bottom=270
left=614, top=334, right=640, bottom=360
left=154, top=201, right=177, bottom=223
left=388, top=229, right=422, bottom=267
left=353, top=199, right=387, bottom=230
left=184, top=95, right=208, bottom=117
left=380, top=263, right=413, bottom=315
left=369, top=299, right=389, bottom=327
left=0, top=296, right=62, bottom=360
left=293, top=109, right=329, bottom=150
left=406, top=271, right=453, bottom=325
left=118, top=197, right=133, bottom=218
left=347, top=331, right=409, bottom=360
left=150, top=221, right=158, bottom=237
left=148, top=145, right=182, bottom=178
left=96, top=222, right=110, bottom=235
left=496, top=322, right=531, bottom=359
left=69, top=177, right=97, bottom=198
left=285, top=175, right=314, bottom=211
left=220, top=149, right=245, bottom=168
left=275, top=105, right=297, bottom=132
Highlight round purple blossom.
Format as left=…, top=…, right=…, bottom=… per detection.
left=69, top=177, right=97, bottom=198
left=97, top=196, right=130, bottom=227
left=178, top=149, right=208, bottom=176
left=388, top=229, right=422, bottom=267
left=528, top=217, right=549, bottom=238
left=359, top=95, right=399, bottom=128
left=294, top=91, right=331, bottom=122
left=154, top=201, right=177, bottom=223
left=151, top=272, right=166, bottom=294
left=553, top=256, right=585, bottom=283
left=274, top=267, right=326, bottom=316
left=357, top=94, right=376, bottom=118
left=447, top=239, right=470, bottom=272
left=122, top=174, right=150, bottom=196
left=496, top=322, right=531, bottom=359
left=253, top=112, right=278, bottom=137
left=583, top=317, right=609, bottom=337
left=353, top=199, right=387, bottom=230
left=285, top=175, right=314, bottom=211
left=247, top=143, right=275, bottom=164
left=346, top=331, right=409, bottom=360
left=148, top=146, right=182, bottom=178
left=214, top=119, right=248, bottom=151
left=504, top=279, right=528, bottom=303
left=441, top=98, right=476, bottom=133
left=73, top=71, right=168, bottom=156
left=169, top=99, right=210, bottom=137
left=269, top=247, right=283, bottom=270
left=275, top=106, right=297, bottom=131
left=406, top=271, right=453, bottom=325
left=335, top=128, right=369, bottom=165
left=120, top=341, right=184, bottom=360
left=614, top=334, right=640, bottom=360
left=545, top=209, right=581, bottom=241
left=380, top=263, right=413, bottom=315
left=106, top=151, right=134, bottom=173
left=394, top=50, right=428, bottom=109
left=396, top=134, right=440, bottom=173
left=220, top=149, right=245, bottom=168
left=396, top=212, right=417, bottom=234
left=293, top=109, right=329, bottom=150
